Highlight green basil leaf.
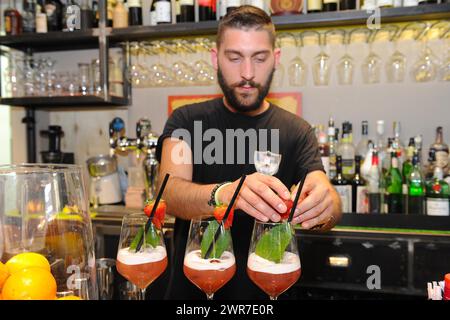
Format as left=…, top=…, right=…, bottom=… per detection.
left=255, top=222, right=293, bottom=263
left=201, top=220, right=231, bottom=259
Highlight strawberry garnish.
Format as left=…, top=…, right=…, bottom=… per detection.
left=213, top=205, right=234, bottom=229
left=144, top=200, right=167, bottom=230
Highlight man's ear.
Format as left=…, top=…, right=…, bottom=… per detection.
left=211, top=47, right=218, bottom=70
left=274, top=48, right=281, bottom=69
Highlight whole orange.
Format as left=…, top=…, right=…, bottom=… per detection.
left=2, top=267, right=57, bottom=300
left=0, top=261, right=9, bottom=290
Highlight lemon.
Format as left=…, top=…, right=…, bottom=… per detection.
left=5, top=252, right=51, bottom=275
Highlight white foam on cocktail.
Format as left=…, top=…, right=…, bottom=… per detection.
left=247, top=252, right=301, bottom=274
left=184, top=250, right=235, bottom=271
left=117, top=246, right=167, bottom=265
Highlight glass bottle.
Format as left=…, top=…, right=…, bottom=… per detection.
left=179, top=0, right=195, bottom=22
left=429, top=126, right=449, bottom=172
left=352, top=155, right=368, bottom=213
left=426, top=167, right=449, bottom=216
left=332, top=156, right=352, bottom=213
left=385, top=151, right=403, bottom=214
left=23, top=0, right=37, bottom=33
left=80, top=0, right=94, bottom=30
left=307, top=0, right=323, bottom=12
left=92, top=0, right=99, bottom=27
left=408, top=151, right=425, bottom=215
left=199, top=0, right=213, bottom=21
left=4, top=0, right=23, bottom=35
left=402, top=137, right=415, bottom=213
left=323, top=0, right=338, bottom=11
left=356, top=120, right=369, bottom=161
left=113, top=0, right=128, bottom=28
left=367, top=150, right=382, bottom=214
left=149, top=0, right=157, bottom=26
left=337, top=121, right=355, bottom=180
left=392, top=121, right=405, bottom=168
left=128, top=0, right=143, bottom=26
left=318, top=129, right=330, bottom=179
left=44, top=0, right=63, bottom=31
left=328, top=117, right=337, bottom=180
left=340, top=0, right=356, bottom=10
left=156, top=0, right=172, bottom=24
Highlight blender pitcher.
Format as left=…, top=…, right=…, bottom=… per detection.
left=0, top=164, right=98, bottom=299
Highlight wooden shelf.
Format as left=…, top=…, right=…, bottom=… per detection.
left=0, top=95, right=129, bottom=108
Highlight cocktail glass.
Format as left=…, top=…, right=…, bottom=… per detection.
left=183, top=216, right=236, bottom=300
left=247, top=220, right=301, bottom=300
left=116, top=212, right=168, bottom=300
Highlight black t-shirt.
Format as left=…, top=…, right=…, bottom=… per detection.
left=156, top=98, right=323, bottom=299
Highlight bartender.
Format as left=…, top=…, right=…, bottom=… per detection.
left=156, top=5, right=342, bottom=299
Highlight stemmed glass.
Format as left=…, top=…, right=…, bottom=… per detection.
left=288, top=33, right=307, bottom=87
left=385, top=26, right=406, bottom=83
left=183, top=216, right=236, bottom=300
left=440, top=30, right=450, bottom=82
left=312, top=31, right=331, bottom=86
left=116, top=212, right=168, bottom=300
left=247, top=220, right=301, bottom=300
left=336, top=30, right=354, bottom=85
left=362, top=30, right=382, bottom=84
left=411, top=22, right=445, bottom=83
left=192, top=38, right=216, bottom=86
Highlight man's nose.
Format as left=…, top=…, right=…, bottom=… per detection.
left=240, top=59, right=255, bottom=81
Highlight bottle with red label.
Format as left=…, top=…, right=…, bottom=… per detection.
left=199, top=0, right=214, bottom=21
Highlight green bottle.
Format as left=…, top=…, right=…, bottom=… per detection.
left=426, top=167, right=449, bottom=216
left=407, top=151, right=425, bottom=215
left=402, top=137, right=415, bottom=213
left=385, top=151, right=403, bottom=214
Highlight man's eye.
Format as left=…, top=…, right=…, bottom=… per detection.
left=254, top=56, right=267, bottom=63
left=229, top=57, right=240, bottom=62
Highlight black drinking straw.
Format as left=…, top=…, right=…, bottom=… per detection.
left=287, top=168, right=308, bottom=223
left=136, top=173, right=170, bottom=252
left=204, top=175, right=246, bottom=259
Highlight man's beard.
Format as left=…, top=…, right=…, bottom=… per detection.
left=217, top=67, right=275, bottom=114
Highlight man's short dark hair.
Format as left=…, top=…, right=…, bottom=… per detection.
left=216, top=5, right=276, bottom=49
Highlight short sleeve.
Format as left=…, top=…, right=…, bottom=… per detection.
left=293, top=124, right=325, bottom=182
left=156, top=108, right=191, bottom=162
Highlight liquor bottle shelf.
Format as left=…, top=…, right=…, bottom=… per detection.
left=0, top=4, right=449, bottom=52
left=0, top=95, right=129, bottom=108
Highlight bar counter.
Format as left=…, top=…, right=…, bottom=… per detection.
left=91, top=206, right=450, bottom=300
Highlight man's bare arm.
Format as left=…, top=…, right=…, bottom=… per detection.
left=158, top=138, right=216, bottom=220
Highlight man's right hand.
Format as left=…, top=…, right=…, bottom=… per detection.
left=218, top=173, right=291, bottom=222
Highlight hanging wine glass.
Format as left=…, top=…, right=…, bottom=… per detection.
left=171, top=39, right=196, bottom=86
left=440, top=30, right=450, bottom=82
left=335, top=30, right=354, bottom=85
left=361, top=30, right=381, bottom=84
left=272, top=33, right=292, bottom=88
left=411, top=23, right=441, bottom=83
left=385, top=26, right=406, bottom=83
left=378, top=26, right=406, bottom=83
left=288, top=33, right=307, bottom=87
left=312, top=31, right=330, bottom=86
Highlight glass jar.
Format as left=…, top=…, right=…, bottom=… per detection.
left=78, top=63, right=91, bottom=95
left=0, top=164, right=98, bottom=299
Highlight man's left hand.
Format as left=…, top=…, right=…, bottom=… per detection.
left=290, top=170, right=342, bottom=231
